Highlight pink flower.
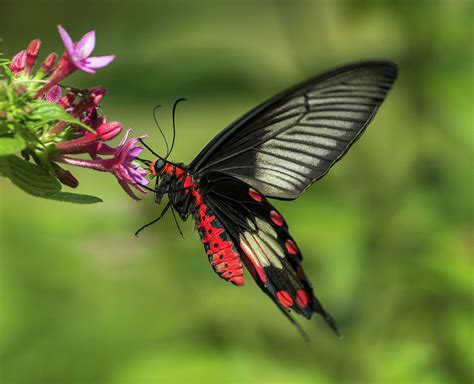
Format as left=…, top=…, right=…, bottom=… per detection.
left=55, top=129, right=149, bottom=200
left=107, top=130, right=150, bottom=198
left=36, top=25, right=115, bottom=98
left=10, top=50, right=26, bottom=75
left=58, top=25, right=115, bottom=74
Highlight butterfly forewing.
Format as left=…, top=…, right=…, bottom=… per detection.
left=190, top=61, right=398, bottom=199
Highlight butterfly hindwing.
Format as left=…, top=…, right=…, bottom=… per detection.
left=202, top=172, right=340, bottom=334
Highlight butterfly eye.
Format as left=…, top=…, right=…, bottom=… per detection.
left=155, top=158, right=165, bottom=172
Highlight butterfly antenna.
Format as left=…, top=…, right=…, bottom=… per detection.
left=166, top=98, right=187, bottom=159
left=153, top=104, right=169, bottom=156
left=136, top=157, right=151, bottom=166
left=170, top=206, right=185, bottom=239
left=138, top=138, right=161, bottom=159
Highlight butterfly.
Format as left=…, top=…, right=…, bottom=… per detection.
left=138, top=60, right=398, bottom=337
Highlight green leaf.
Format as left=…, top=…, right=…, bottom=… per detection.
left=0, top=155, right=61, bottom=196
left=46, top=191, right=103, bottom=204
left=0, top=134, right=26, bottom=156
left=29, top=100, right=94, bottom=132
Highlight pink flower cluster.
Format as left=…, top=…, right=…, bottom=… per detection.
left=10, top=26, right=149, bottom=200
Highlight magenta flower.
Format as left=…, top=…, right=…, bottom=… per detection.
left=107, top=130, right=150, bottom=198
left=58, top=25, right=115, bottom=74
left=7, top=26, right=146, bottom=201
left=55, top=129, right=149, bottom=200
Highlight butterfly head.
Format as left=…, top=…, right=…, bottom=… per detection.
left=149, top=157, right=166, bottom=177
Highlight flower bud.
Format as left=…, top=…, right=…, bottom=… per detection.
left=40, top=52, right=57, bottom=75
left=46, top=85, right=62, bottom=103
left=53, top=165, right=79, bottom=188
left=96, top=121, right=122, bottom=141
left=10, top=50, right=26, bottom=75
left=25, top=39, right=41, bottom=74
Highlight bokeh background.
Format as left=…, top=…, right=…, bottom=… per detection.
left=1, top=0, right=472, bottom=383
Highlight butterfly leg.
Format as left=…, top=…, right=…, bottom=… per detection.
left=135, top=201, right=171, bottom=237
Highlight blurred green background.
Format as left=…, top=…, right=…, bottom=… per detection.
left=1, top=0, right=472, bottom=383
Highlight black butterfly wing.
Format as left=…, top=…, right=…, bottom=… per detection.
left=202, top=172, right=340, bottom=335
left=190, top=61, right=398, bottom=200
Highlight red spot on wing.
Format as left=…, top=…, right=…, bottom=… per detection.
left=296, top=290, right=308, bottom=308
left=248, top=188, right=262, bottom=202
left=276, top=290, right=293, bottom=308
left=285, top=239, right=298, bottom=255
left=295, top=266, right=306, bottom=279
left=270, top=210, right=284, bottom=227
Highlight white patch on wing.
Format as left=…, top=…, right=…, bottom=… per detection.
left=242, top=232, right=271, bottom=267
left=255, top=217, right=277, bottom=238
left=239, top=218, right=286, bottom=270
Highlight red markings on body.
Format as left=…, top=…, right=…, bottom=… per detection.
left=248, top=188, right=262, bottom=202
left=285, top=239, right=298, bottom=255
left=276, top=290, right=293, bottom=308
left=176, top=173, right=205, bottom=206
left=296, top=290, right=308, bottom=308
left=239, top=239, right=267, bottom=283
left=148, top=160, right=157, bottom=176
left=174, top=167, right=185, bottom=180
left=270, top=210, right=284, bottom=227
left=162, top=163, right=173, bottom=175
left=194, top=200, right=244, bottom=286
left=157, top=165, right=244, bottom=286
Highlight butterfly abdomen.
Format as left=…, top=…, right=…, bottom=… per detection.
left=158, top=165, right=245, bottom=286
left=185, top=179, right=244, bottom=286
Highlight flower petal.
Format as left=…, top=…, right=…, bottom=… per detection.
left=125, top=146, right=143, bottom=160
left=85, top=55, right=116, bottom=69
left=128, top=166, right=149, bottom=185
left=118, top=128, right=132, bottom=147
left=76, top=30, right=96, bottom=58
left=57, top=25, right=75, bottom=54
left=116, top=176, right=141, bottom=200
left=76, top=63, right=96, bottom=74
